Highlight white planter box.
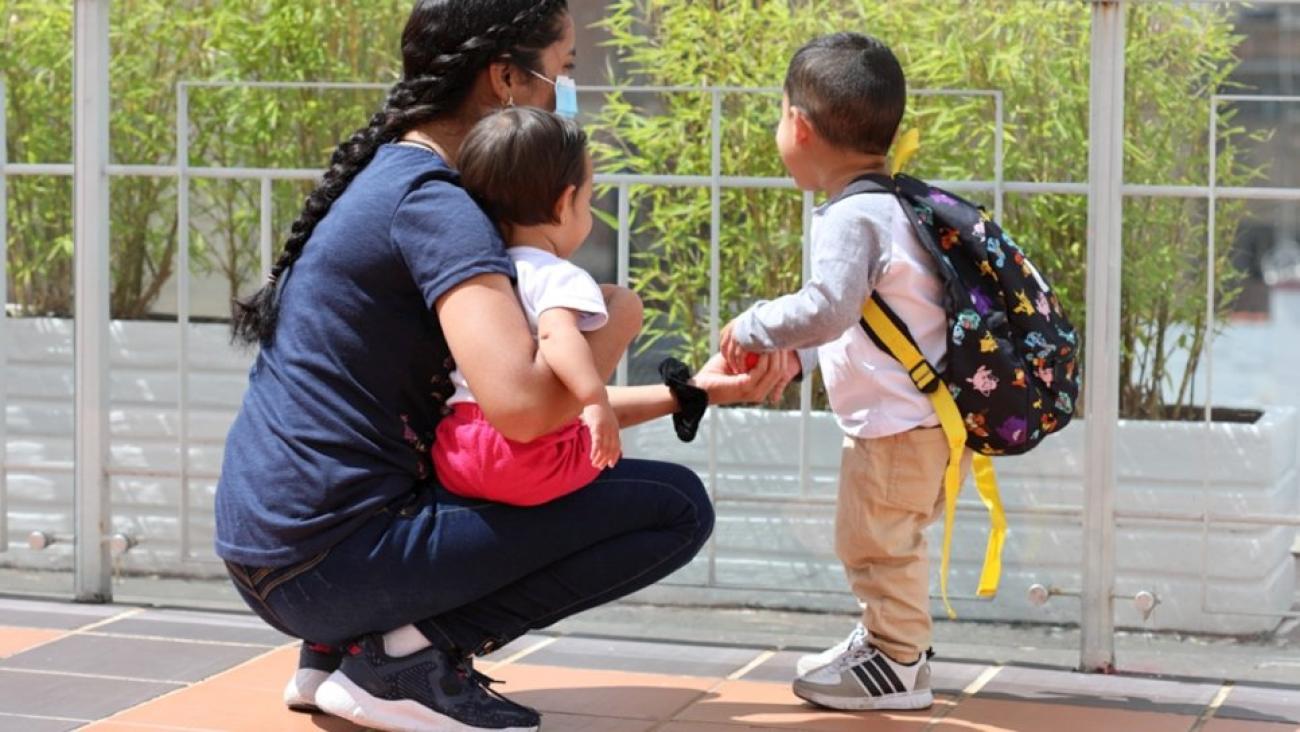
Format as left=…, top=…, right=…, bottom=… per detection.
left=4, top=317, right=1296, bottom=634
left=622, top=405, right=1299, bottom=635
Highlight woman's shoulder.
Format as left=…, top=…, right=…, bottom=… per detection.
left=383, top=147, right=509, bottom=294
left=378, top=150, right=478, bottom=214
left=373, top=145, right=461, bottom=196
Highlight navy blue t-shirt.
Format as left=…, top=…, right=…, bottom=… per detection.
left=214, top=144, right=513, bottom=567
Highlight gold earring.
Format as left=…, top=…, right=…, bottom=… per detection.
left=505, top=94, right=515, bottom=108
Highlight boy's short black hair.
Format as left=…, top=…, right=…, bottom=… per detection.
left=784, top=32, right=906, bottom=156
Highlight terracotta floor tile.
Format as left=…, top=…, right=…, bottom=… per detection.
left=673, top=679, right=945, bottom=731
left=98, top=650, right=361, bottom=732
left=79, top=723, right=203, bottom=731
left=195, top=644, right=299, bottom=692
left=490, top=662, right=719, bottom=720
left=1202, top=720, right=1300, bottom=732
left=106, top=680, right=362, bottom=732
left=932, top=698, right=1196, bottom=732
left=0, top=626, right=65, bottom=659
left=655, top=723, right=785, bottom=731
left=538, top=713, right=658, bottom=731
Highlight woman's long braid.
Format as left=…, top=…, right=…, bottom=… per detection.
left=231, top=0, right=567, bottom=346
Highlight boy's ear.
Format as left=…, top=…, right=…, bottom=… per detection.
left=553, top=184, right=578, bottom=223
left=790, top=106, right=814, bottom=145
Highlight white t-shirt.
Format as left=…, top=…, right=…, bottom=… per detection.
left=817, top=196, right=945, bottom=438
left=446, top=246, right=608, bottom=406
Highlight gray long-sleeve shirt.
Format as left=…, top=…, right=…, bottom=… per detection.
left=732, top=193, right=893, bottom=372
left=731, top=192, right=948, bottom=438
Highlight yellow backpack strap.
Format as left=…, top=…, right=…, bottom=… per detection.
left=971, top=454, right=1006, bottom=598
left=860, top=294, right=1006, bottom=618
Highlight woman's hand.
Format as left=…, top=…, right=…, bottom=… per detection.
left=689, top=351, right=799, bottom=406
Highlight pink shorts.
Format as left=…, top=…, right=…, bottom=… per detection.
left=431, top=402, right=601, bottom=507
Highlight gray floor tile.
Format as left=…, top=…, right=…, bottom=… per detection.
left=929, top=660, right=992, bottom=694
left=978, top=665, right=1219, bottom=715
left=0, top=599, right=128, bottom=630
left=0, top=712, right=86, bottom=732
left=737, top=650, right=802, bottom=683
left=0, top=668, right=180, bottom=720
left=96, top=608, right=290, bottom=645
left=0, top=633, right=266, bottom=683
left=482, top=633, right=551, bottom=664
left=522, top=636, right=762, bottom=678
left=0, top=610, right=103, bottom=631
left=1217, top=684, right=1300, bottom=724
left=0, top=598, right=126, bottom=618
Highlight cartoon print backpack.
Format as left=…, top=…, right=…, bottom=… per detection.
left=842, top=172, right=1080, bottom=618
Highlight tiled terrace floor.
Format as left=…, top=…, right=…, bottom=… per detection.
left=0, top=596, right=1297, bottom=731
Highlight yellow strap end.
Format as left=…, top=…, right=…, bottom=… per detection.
left=892, top=128, right=920, bottom=175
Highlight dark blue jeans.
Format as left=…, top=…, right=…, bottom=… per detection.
left=225, top=458, right=714, bottom=656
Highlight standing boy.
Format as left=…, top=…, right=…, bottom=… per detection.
left=721, top=32, right=964, bottom=711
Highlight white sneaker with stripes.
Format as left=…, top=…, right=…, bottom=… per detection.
left=792, top=638, right=932, bottom=711
left=795, top=623, right=867, bottom=678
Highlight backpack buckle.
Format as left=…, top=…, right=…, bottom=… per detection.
left=909, top=361, right=941, bottom=394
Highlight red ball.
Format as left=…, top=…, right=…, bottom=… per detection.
left=744, top=352, right=760, bottom=371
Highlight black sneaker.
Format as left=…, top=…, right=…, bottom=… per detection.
left=284, top=641, right=342, bottom=712
left=315, top=634, right=540, bottom=731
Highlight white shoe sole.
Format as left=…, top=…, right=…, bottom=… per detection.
left=284, top=668, right=331, bottom=712
left=315, top=670, right=540, bottom=732
left=793, top=685, right=934, bottom=711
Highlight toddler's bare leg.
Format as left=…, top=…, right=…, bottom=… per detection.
left=585, top=284, right=644, bottom=382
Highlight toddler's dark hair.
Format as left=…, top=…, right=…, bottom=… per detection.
left=784, top=32, right=906, bottom=156
left=458, top=107, right=588, bottom=227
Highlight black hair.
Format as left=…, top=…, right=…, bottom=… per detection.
left=458, top=107, right=588, bottom=229
left=231, top=0, right=570, bottom=346
left=784, top=32, right=906, bottom=156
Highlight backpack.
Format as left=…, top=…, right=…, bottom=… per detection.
left=841, top=172, right=1080, bottom=617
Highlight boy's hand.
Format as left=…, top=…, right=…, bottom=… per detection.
left=719, top=320, right=752, bottom=374
left=582, top=401, right=621, bottom=471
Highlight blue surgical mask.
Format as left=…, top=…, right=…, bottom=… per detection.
left=529, top=69, right=579, bottom=119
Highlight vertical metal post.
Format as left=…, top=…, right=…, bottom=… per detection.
left=798, top=191, right=814, bottom=497
left=176, top=84, right=192, bottom=560
left=72, top=0, right=113, bottom=601
left=1200, top=100, right=1219, bottom=613
left=259, top=177, right=274, bottom=285
left=994, top=92, right=1005, bottom=223
left=616, top=183, right=630, bottom=387
left=1081, top=0, right=1125, bottom=672
left=0, top=81, right=9, bottom=551
left=706, top=90, right=721, bottom=585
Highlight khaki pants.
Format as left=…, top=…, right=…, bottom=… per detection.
left=834, top=427, right=971, bottom=664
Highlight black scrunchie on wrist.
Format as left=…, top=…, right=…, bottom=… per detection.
left=658, top=357, right=709, bottom=443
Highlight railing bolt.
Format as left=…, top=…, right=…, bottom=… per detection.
left=1134, top=590, right=1159, bottom=621
left=27, top=531, right=54, bottom=550
left=108, top=533, right=137, bottom=557
left=1027, top=583, right=1051, bottom=607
